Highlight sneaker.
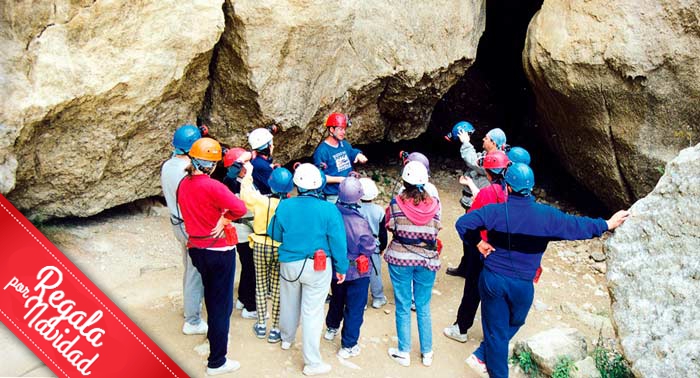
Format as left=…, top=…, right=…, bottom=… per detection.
left=235, top=299, right=244, bottom=310
left=337, top=345, right=361, bottom=359
left=466, top=354, right=488, bottom=377
left=241, top=308, right=257, bottom=319
left=206, top=358, right=240, bottom=375
left=372, top=297, right=388, bottom=309
left=253, top=323, right=266, bottom=339
left=421, top=351, right=434, bottom=367
left=268, top=328, right=281, bottom=343
left=323, top=327, right=338, bottom=341
left=443, top=324, right=468, bottom=343
left=302, top=362, right=331, bottom=376
left=182, top=320, right=208, bottom=335
left=446, top=267, right=467, bottom=278
left=388, top=347, right=410, bottom=367
left=281, top=341, right=292, bottom=350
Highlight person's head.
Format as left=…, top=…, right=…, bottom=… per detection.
left=507, top=146, right=531, bottom=166
left=444, top=121, right=475, bottom=142
left=402, top=151, right=430, bottom=174
left=338, top=176, right=364, bottom=205
left=481, top=150, right=510, bottom=182
left=504, top=162, right=534, bottom=196
left=268, top=167, right=294, bottom=196
left=248, top=128, right=274, bottom=156
left=400, top=161, right=431, bottom=205
left=172, top=124, right=202, bottom=155
left=187, top=137, right=222, bottom=176
left=223, top=147, right=249, bottom=179
left=325, top=112, right=351, bottom=141
left=483, top=128, right=507, bottom=152
left=359, top=177, right=379, bottom=202
left=293, top=163, right=324, bottom=195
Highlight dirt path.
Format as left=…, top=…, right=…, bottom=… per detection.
left=8, top=169, right=615, bottom=377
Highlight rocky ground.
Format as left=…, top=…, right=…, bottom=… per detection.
left=0, top=164, right=618, bottom=377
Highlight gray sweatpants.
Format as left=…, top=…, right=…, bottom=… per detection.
left=369, top=253, right=386, bottom=300
left=279, top=258, right=332, bottom=367
left=172, top=224, right=205, bottom=325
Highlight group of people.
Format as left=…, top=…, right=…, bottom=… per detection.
left=160, top=116, right=630, bottom=377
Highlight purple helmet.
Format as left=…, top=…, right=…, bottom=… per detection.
left=338, top=176, right=364, bottom=204
left=406, top=152, right=430, bottom=173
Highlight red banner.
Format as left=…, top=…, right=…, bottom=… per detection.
left=0, top=194, right=188, bottom=377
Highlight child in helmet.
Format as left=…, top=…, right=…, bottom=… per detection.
left=324, top=176, right=377, bottom=359
left=313, top=112, right=368, bottom=203
left=385, top=161, right=441, bottom=368
left=177, top=137, right=248, bottom=375
left=160, top=124, right=207, bottom=336
left=267, top=163, right=349, bottom=376
left=248, top=127, right=276, bottom=195
left=443, top=150, right=510, bottom=346
left=357, top=177, right=389, bottom=309
left=239, top=160, right=294, bottom=344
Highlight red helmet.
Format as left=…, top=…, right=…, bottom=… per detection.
left=223, top=147, right=248, bottom=168
left=481, top=150, right=510, bottom=174
left=325, top=113, right=350, bottom=128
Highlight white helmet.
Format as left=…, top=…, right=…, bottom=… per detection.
left=248, top=128, right=273, bottom=150
left=293, top=163, right=323, bottom=190
left=359, top=178, right=379, bottom=201
left=402, top=161, right=429, bottom=186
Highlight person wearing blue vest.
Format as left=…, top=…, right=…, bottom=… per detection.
left=313, top=112, right=368, bottom=203
left=357, top=177, right=388, bottom=309
left=456, top=163, right=630, bottom=378
left=268, top=163, right=349, bottom=376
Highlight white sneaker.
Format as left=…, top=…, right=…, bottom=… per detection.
left=372, top=297, right=388, bottom=309
left=281, top=341, right=292, bottom=350
left=235, top=299, right=244, bottom=310
left=421, top=351, right=433, bottom=367
left=241, top=308, right=257, bottom=319
left=302, top=362, right=331, bottom=376
left=337, top=345, right=361, bottom=359
left=388, top=347, right=410, bottom=367
left=466, top=354, right=488, bottom=377
left=443, top=324, right=468, bottom=343
left=323, top=327, right=338, bottom=341
left=206, top=358, right=240, bottom=375
left=182, top=320, right=208, bottom=335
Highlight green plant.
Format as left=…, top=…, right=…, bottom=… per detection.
left=593, top=341, right=633, bottom=378
left=510, top=350, right=538, bottom=377
left=552, top=356, right=578, bottom=378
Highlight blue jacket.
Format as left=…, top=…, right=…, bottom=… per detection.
left=313, top=141, right=361, bottom=195
left=455, top=195, right=608, bottom=280
left=268, top=195, right=349, bottom=274
left=251, top=155, right=273, bottom=195
left=337, top=204, right=376, bottom=281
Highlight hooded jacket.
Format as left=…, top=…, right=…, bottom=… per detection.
left=384, top=195, right=442, bottom=271
left=336, top=204, right=376, bottom=281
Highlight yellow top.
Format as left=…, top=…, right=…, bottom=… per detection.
left=239, top=173, right=282, bottom=247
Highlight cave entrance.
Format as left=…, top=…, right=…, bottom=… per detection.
left=359, top=0, right=609, bottom=218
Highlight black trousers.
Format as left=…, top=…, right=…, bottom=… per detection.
left=455, top=240, right=483, bottom=333
left=237, top=242, right=256, bottom=311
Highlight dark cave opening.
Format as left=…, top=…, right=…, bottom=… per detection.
left=360, top=0, right=610, bottom=218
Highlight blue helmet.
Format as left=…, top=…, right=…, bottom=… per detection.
left=268, top=167, right=294, bottom=194
left=505, top=162, right=534, bottom=195
left=445, top=121, right=475, bottom=142
left=507, top=146, right=531, bottom=165
left=172, top=124, right=202, bottom=153
left=486, top=128, right=507, bottom=150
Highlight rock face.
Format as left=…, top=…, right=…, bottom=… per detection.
left=523, top=0, right=700, bottom=208
left=606, top=144, right=700, bottom=377
left=1, top=0, right=485, bottom=219
left=0, top=1, right=225, bottom=219
left=204, top=0, right=485, bottom=162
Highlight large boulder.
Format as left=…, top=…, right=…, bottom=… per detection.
left=2, top=0, right=485, bottom=220
left=606, top=144, right=700, bottom=377
left=204, top=0, right=485, bottom=162
left=523, top=0, right=700, bottom=208
left=0, top=1, right=225, bottom=219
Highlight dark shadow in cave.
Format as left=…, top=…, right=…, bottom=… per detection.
left=360, top=0, right=610, bottom=218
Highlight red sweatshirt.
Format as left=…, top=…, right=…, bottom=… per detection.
left=178, top=174, right=247, bottom=249
left=469, top=182, right=507, bottom=240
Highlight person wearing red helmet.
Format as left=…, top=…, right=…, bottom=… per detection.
left=313, top=112, right=368, bottom=203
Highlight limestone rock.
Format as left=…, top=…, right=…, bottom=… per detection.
left=513, top=327, right=588, bottom=376
left=524, top=0, right=700, bottom=208
left=607, top=144, right=700, bottom=377
left=204, top=0, right=486, bottom=162
left=1, top=1, right=225, bottom=219
left=571, top=356, right=601, bottom=378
